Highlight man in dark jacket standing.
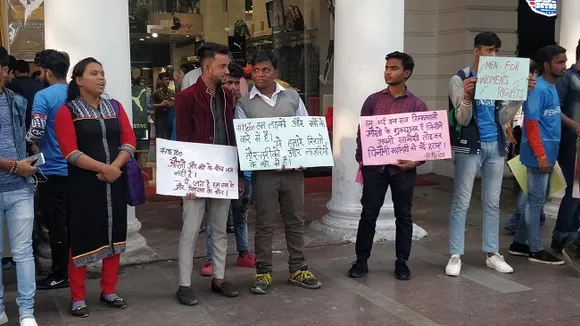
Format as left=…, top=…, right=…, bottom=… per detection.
left=10, top=59, right=44, bottom=130
left=554, top=40, right=580, bottom=273
left=174, top=42, right=243, bottom=305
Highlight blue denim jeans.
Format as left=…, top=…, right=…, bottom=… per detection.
left=505, top=189, right=548, bottom=232
left=206, top=178, right=252, bottom=259
left=514, top=167, right=550, bottom=252
left=553, top=140, right=580, bottom=244
left=0, top=187, right=36, bottom=317
left=449, top=141, right=505, bottom=255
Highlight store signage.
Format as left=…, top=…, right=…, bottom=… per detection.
left=131, top=85, right=150, bottom=150
left=228, top=36, right=246, bottom=66
left=526, top=0, right=558, bottom=18
left=7, top=0, right=45, bottom=61
left=148, top=13, right=203, bottom=36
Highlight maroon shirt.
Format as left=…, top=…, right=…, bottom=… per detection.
left=355, top=87, right=428, bottom=174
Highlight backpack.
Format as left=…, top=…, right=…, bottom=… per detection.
left=448, top=69, right=470, bottom=138
left=447, top=69, right=501, bottom=148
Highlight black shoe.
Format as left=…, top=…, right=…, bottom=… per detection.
left=551, top=238, right=568, bottom=254
left=562, top=242, right=580, bottom=275
left=394, top=259, right=411, bottom=281
left=211, top=281, right=239, bottom=297
left=227, top=225, right=235, bottom=233
left=347, top=260, right=369, bottom=278
left=529, top=250, right=565, bottom=265
left=509, top=242, right=530, bottom=257
left=176, top=286, right=198, bottom=306
left=100, top=293, right=127, bottom=309
left=36, top=273, right=69, bottom=290
left=251, top=273, right=272, bottom=294
left=71, top=304, right=90, bottom=318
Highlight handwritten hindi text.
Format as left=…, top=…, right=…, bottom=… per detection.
left=233, top=116, right=334, bottom=171
left=360, top=110, right=452, bottom=165
left=155, top=138, right=239, bottom=199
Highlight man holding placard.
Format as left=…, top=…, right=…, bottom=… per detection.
left=174, top=42, right=244, bottom=305
left=446, top=32, right=536, bottom=277
left=348, top=51, right=428, bottom=281
left=509, top=45, right=568, bottom=265
left=235, top=51, right=322, bottom=294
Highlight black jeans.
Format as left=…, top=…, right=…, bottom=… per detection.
left=554, top=138, right=580, bottom=244
left=155, top=109, right=170, bottom=139
left=355, top=166, right=416, bottom=261
left=38, top=175, right=68, bottom=277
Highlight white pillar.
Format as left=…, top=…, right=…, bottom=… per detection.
left=558, top=0, right=580, bottom=67
left=311, top=0, right=427, bottom=242
left=546, top=0, right=580, bottom=219
left=44, top=0, right=157, bottom=266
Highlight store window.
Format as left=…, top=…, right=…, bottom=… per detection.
left=129, top=0, right=332, bottom=186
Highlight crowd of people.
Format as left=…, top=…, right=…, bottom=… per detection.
left=0, top=47, right=136, bottom=325
left=0, top=30, right=579, bottom=326
left=347, top=32, right=580, bottom=281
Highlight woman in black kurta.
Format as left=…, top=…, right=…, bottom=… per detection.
left=55, top=57, right=136, bottom=318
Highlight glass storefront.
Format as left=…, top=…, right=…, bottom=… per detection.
left=128, top=0, right=334, bottom=186
left=0, top=0, right=335, bottom=187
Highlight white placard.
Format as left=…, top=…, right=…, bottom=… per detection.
left=155, top=138, right=239, bottom=199
left=233, top=116, right=334, bottom=171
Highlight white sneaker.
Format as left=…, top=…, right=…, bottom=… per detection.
left=0, top=311, right=8, bottom=325
left=445, top=254, right=462, bottom=276
left=19, top=316, right=38, bottom=326
left=486, top=253, right=514, bottom=273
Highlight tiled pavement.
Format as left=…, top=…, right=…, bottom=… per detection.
left=2, top=174, right=579, bottom=325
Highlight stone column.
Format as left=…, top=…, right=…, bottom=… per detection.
left=545, top=0, right=580, bottom=219
left=557, top=0, right=580, bottom=67
left=311, top=0, right=427, bottom=242
left=44, top=0, right=157, bottom=267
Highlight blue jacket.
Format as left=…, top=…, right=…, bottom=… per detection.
left=4, top=87, right=36, bottom=192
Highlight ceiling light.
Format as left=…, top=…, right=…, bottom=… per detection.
left=139, top=38, right=144, bottom=41
left=152, top=32, right=158, bottom=38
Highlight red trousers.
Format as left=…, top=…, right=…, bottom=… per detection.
left=68, top=250, right=120, bottom=302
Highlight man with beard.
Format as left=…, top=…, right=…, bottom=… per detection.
left=26, top=49, right=71, bottom=290
left=509, top=45, right=568, bottom=265
left=200, top=62, right=255, bottom=278
left=348, top=51, right=427, bottom=281
left=174, top=42, right=244, bottom=305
